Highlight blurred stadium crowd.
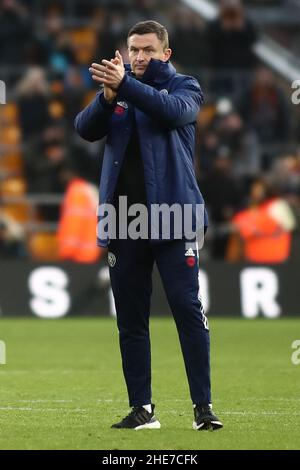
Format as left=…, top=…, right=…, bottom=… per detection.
left=0, top=0, right=300, bottom=263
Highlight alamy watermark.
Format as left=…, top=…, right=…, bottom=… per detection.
left=291, top=80, right=300, bottom=105
left=97, top=197, right=205, bottom=250
left=291, top=340, right=300, bottom=365
left=0, top=340, right=6, bottom=365
left=0, top=80, right=6, bottom=104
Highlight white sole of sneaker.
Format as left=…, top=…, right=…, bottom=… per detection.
left=192, top=420, right=223, bottom=431
left=135, top=420, right=161, bottom=430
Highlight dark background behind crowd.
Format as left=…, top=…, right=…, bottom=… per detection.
left=1, top=0, right=300, bottom=263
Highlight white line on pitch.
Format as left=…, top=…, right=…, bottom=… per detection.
left=0, top=407, right=87, bottom=412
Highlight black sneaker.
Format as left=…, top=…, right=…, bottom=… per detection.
left=111, top=404, right=161, bottom=430
left=193, top=404, right=223, bottom=431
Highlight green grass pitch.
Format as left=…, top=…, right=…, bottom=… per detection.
left=0, top=317, right=299, bottom=450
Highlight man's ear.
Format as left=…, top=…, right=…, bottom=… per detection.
left=164, top=48, right=172, bottom=62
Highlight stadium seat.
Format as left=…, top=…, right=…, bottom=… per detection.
left=197, top=104, right=216, bottom=128
left=226, top=233, right=244, bottom=262
left=48, top=100, right=65, bottom=120
left=2, top=203, right=32, bottom=223
left=0, top=152, right=23, bottom=172
left=0, top=126, right=21, bottom=145
left=1, top=176, right=27, bottom=197
left=0, top=103, right=18, bottom=125
left=28, top=232, right=59, bottom=261
left=83, top=90, right=97, bottom=108
left=68, top=29, right=97, bottom=64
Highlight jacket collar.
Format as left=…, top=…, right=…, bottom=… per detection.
left=124, top=59, right=176, bottom=85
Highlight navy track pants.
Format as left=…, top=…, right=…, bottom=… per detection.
left=108, top=237, right=211, bottom=407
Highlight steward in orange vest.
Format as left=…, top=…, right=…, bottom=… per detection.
left=58, top=177, right=101, bottom=263
left=233, top=196, right=295, bottom=263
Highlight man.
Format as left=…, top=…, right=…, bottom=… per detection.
left=75, top=21, right=222, bottom=431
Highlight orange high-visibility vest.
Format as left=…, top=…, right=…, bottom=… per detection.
left=233, top=200, right=291, bottom=263
left=57, top=178, right=101, bottom=263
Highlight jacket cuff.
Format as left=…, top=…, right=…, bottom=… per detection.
left=117, top=74, right=129, bottom=95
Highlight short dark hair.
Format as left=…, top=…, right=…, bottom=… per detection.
left=127, top=21, right=169, bottom=50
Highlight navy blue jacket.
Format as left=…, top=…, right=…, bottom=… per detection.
left=74, top=59, right=207, bottom=247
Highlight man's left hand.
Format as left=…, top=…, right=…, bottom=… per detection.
left=89, top=51, right=125, bottom=91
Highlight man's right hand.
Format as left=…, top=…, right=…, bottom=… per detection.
left=90, top=55, right=120, bottom=105
left=104, top=57, right=119, bottom=103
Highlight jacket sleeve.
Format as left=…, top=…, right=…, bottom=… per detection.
left=118, top=74, right=203, bottom=128
left=74, top=90, right=116, bottom=142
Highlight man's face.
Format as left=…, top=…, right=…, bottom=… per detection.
left=128, top=33, right=172, bottom=78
